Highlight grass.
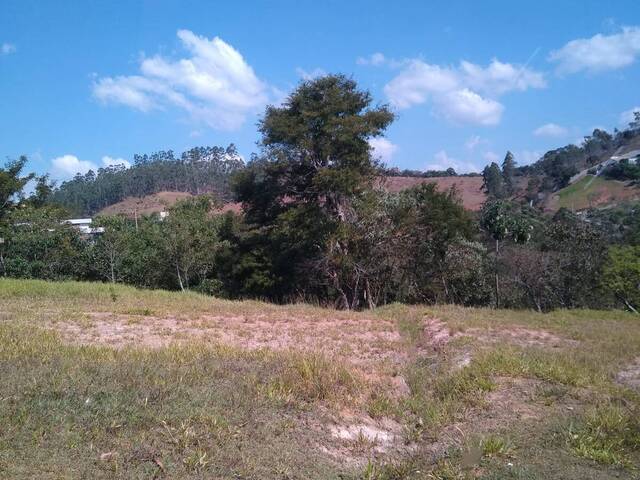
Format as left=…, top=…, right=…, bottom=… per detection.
left=0, top=325, right=350, bottom=478
left=2, top=279, right=640, bottom=479
left=568, top=402, right=640, bottom=466
left=556, top=175, right=635, bottom=210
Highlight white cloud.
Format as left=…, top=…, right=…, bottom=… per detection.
left=383, top=60, right=459, bottom=109
left=620, top=106, right=640, bottom=126
left=435, top=88, right=503, bottom=126
left=483, top=151, right=500, bottom=163
left=460, top=59, right=546, bottom=95
left=465, top=135, right=487, bottom=151
left=517, top=150, right=542, bottom=166
left=369, top=137, right=398, bottom=163
left=533, top=123, right=569, bottom=138
left=1, top=43, right=16, bottom=55
left=101, top=156, right=131, bottom=169
left=383, top=58, right=544, bottom=126
left=426, top=150, right=479, bottom=173
left=51, top=154, right=131, bottom=179
left=356, top=52, right=387, bottom=66
left=549, top=26, right=640, bottom=74
left=93, top=29, right=268, bottom=130
left=52, top=155, right=98, bottom=178
left=295, top=67, right=327, bottom=80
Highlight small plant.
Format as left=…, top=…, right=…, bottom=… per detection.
left=125, top=307, right=155, bottom=316
left=481, top=435, right=514, bottom=458
left=267, top=351, right=359, bottom=403
left=108, top=285, right=118, bottom=302
left=567, top=403, right=640, bottom=466
left=367, top=392, right=396, bottom=419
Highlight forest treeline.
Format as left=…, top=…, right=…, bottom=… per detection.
left=42, top=102, right=640, bottom=219
left=1, top=75, right=639, bottom=312
left=49, top=144, right=245, bottom=216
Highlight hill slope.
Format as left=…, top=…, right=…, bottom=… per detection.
left=97, top=191, right=242, bottom=217
left=98, top=176, right=487, bottom=217
left=548, top=176, right=640, bottom=211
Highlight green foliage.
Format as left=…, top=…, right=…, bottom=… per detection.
left=602, top=157, right=640, bottom=181
left=162, top=195, right=226, bottom=291
left=501, top=151, right=517, bottom=195
left=442, top=239, right=493, bottom=306
left=2, top=77, right=639, bottom=314
left=0, top=205, right=86, bottom=280
left=0, top=156, right=34, bottom=222
left=602, top=245, right=640, bottom=312
left=482, top=162, right=506, bottom=199
left=480, top=200, right=533, bottom=244
left=232, top=74, right=395, bottom=307
left=568, top=403, right=640, bottom=466
left=388, top=184, right=475, bottom=303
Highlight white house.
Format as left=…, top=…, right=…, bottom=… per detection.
left=64, top=218, right=105, bottom=235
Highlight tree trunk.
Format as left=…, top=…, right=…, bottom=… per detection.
left=110, top=250, right=116, bottom=283
left=494, top=239, right=500, bottom=309
left=623, top=297, right=638, bottom=314
left=365, top=278, right=375, bottom=309
left=176, top=264, right=185, bottom=292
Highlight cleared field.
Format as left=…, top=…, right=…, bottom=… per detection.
left=0, top=279, right=639, bottom=479
left=383, top=176, right=486, bottom=211
left=551, top=176, right=640, bottom=211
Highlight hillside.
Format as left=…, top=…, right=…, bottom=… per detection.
left=97, top=176, right=487, bottom=217
left=97, top=191, right=242, bottom=217
left=383, top=175, right=486, bottom=210
left=547, top=176, right=640, bottom=211
left=2, top=279, right=639, bottom=478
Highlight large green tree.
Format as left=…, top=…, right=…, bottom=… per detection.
left=501, top=151, right=517, bottom=195
left=482, top=162, right=506, bottom=199
left=234, top=74, right=394, bottom=307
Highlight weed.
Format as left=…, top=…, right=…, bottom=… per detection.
left=367, top=392, right=397, bottom=419
left=480, top=435, right=514, bottom=458
left=567, top=402, right=640, bottom=466
left=267, top=351, right=360, bottom=403
left=125, top=307, right=155, bottom=316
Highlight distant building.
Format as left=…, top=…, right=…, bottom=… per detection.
left=64, top=218, right=104, bottom=235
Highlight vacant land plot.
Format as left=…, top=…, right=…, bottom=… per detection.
left=0, top=279, right=639, bottom=479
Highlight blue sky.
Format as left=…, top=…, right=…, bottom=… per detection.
left=2, top=0, right=640, bottom=180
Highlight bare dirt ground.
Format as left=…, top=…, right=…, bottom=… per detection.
left=47, top=309, right=586, bottom=468
left=52, top=311, right=405, bottom=375
left=618, top=357, right=640, bottom=391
